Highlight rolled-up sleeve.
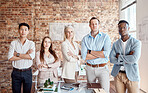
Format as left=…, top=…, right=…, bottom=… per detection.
left=29, top=42, right=35, bottom=60
left=91, top=35, right=111, bottom=64
left=8, top=41, right=15, bottom=60
left=92, top=58, right=109, bottom=64
left=103, top=35, right=111, bottom=58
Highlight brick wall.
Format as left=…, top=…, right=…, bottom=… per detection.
left=0, top=0, right=119, bottom=92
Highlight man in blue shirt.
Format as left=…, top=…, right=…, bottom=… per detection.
left=110, top=20, right=141, bottom=93
left=81, top=17, right=111, bottom=93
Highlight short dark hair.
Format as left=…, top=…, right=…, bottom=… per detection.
left=19, top=23, right=30, bottom=30
left=118, top=20, right=129, bottom=26
left=89, top=17, right=100, bottom=24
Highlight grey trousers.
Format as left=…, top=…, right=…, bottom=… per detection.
left=86, top=65, right=110, bottom=93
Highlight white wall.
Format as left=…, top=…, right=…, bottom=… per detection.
left=137, top=0, right=148, bottom=92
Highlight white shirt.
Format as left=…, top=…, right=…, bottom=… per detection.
left=120, top=39, right=128, bottom=71
left=8, top=39, right=35, bottom=69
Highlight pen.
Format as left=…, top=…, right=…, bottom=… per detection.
left=69, top=88, right=74, bottom=91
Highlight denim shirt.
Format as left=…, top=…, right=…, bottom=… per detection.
left=81, top=32, right=111, bottom=65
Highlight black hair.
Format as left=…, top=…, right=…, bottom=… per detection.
left=89, top=17, right=100, bottom=24
left=19, top=23, right=30, bottom=30
left=118, top=20, right=129, bottom=26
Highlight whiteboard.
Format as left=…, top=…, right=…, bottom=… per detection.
left=49, top=23, right=91, bottom=41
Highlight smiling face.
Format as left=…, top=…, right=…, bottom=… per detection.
left=118, top=22, right=129, bottom=37
left=65, top=28, right=74, bottom=40
left=43, top=38, right=51, bottom=49
left=19, top=26, right=29, bottom=38
left=89, top=19, right=100, bottom=33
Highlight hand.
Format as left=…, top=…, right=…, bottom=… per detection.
left=87, top=50, right=90, bottom=54
left=73, top=55, right=79, bottom=60
left=54, top=59, right=59, bottom=63
left=67, top=50, right=73, bottom=56
left=80, top=59, right=86, bottom=64
left=129, top=51, right=134, bottom=55
left=68, top=49, right=79, bottom=59
left=26, top=49, right=33, bottom=54
left=42, top=64, right=48, bottom=68
left=38, top=64, right=43, bottom=69
left=116, top=53, right=120, bottom=58
left=14, top=51, right=17, bottom=56
left=38, top=64, right=48, bottom=69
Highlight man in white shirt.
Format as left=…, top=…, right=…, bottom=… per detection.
left=8, top=23, right=35, bottom=93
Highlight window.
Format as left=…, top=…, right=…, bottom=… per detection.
left=119, top=0, right=136, bottom=38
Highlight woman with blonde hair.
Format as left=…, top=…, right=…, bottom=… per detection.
left=61, top=25, right=81, bottom=83
left=36, top=36, right=60, bottom=86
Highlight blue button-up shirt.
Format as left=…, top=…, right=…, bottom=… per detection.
left=81, top=32, right=111, bottom=65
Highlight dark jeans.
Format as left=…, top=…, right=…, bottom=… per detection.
left=11, top=69, right=32, bottom=93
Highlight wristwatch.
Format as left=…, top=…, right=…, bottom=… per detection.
left=16, top=53, right=20, bottom=57
left=89, top=50, right=91, bottom=54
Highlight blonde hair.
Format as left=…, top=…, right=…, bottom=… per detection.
left=64, top=25, right=75, bottom=41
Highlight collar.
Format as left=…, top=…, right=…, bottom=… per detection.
left=18, top=38, right=28, bottom=44
left=65, top=39, right=74, bottom=43
left=89, top=31, right=102, bottom=37
left=120, top=35, right=131, bottom=42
